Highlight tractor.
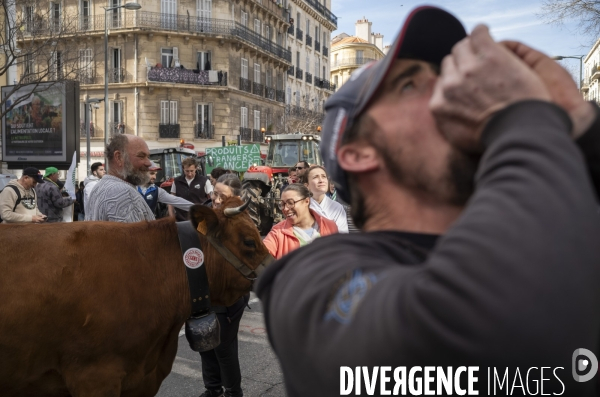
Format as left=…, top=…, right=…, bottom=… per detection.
left=242, top=132, right=322, bottom=234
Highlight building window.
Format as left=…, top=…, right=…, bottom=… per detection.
left=161, top=100, right=178, bottom=124
left=79, top=48, right=93, bottom=81
left=24, top=6, right=34, bottom=32
left=197, top=0, right=211, bottom=18
left=241, top=106, right=248, bottom=128
left=296, top=12, right=301, bottom=29
left=254, top=63, right=261, bottom=83
left=296, top=51, right=300, bottom=69
left=51, top=51, right=63, bottom=80
left=241, top=11, right=248, bottom=27
left=333, top=75, right=338, bottom=86
left=306, top=55, right=310, bottom=74
left=356, top=50, right=364, bottom=63
left=265, top=25, right=270, bottom=41
left=80, top=0, right=90, bottom=29
left=306, top=19, right=310, bottom=35
left=197, top=51, right=211, bottom=70
left=266, top=68, right=272, bottom=88
left=197, top=103, right=212, bottom=134
left=50, top=2, right=61, bottom=32
left=286, top=87, right=291, bottom=104
left=315, top=57, right=320, bottom=78
left=241, top=58, right=248, bottom=79
left=254, top=19, right=261, bottom=34
left=254, top=110, right=260, bottom=130
left=24, top=53, right=34, bottom=76
left=161, top=48, right=174, bottom=68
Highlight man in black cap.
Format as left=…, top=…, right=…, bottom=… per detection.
left=256, top=6, right=600, bottom=396
left=0, top=167, right=47, bottom=223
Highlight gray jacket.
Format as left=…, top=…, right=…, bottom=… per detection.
left=35, top=178, right=73, bottom=222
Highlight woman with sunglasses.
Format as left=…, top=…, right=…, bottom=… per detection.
left=211, top=173, right=242, bottom=209
left=198, top=174, right=248, bottom=397
left=303, top=165, right=349, bottom=233
left=263, top=183, right=338, bottom=259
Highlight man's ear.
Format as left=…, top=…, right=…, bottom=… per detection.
left=189, top=204, right=220, bottom=237
left=337, top=142, right=380, bottom=173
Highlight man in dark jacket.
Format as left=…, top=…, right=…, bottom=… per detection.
left=36, top=167, right=74, bottom=223
left=171, top=157, right=211, bottom=221
left=256, top=6, right=600, bottom=396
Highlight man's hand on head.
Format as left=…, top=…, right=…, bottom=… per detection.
left=430, top=24, right=551, bottom=152
left=501, top=40, right=596, bottom=139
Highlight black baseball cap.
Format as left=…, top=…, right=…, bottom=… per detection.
left=23, top=167, right=44, bottom=183
left=321, top=6, right=467, bottom=203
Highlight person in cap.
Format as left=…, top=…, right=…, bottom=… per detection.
left=83, top=162, right=105, bottom=219
left=87, top=134, right=155, bottom=223
left=0, top=167, right=46, bottom=224
left=35, top=166, right=74, bottom=223
left=137, top=161, right=194, bottom=218
left=255, top=6, right=600, bottom=395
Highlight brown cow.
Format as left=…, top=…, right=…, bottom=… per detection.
left=0, top=197, right=269, bottom=397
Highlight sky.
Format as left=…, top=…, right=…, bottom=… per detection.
left=330, top=0, right=596, bottom=79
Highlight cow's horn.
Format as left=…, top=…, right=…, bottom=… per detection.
left=223, top=198, right=251, bottom=217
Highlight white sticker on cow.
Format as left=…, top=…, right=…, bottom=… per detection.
left=183, top=248, right=204, bottom=269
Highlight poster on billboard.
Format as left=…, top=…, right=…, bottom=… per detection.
left=1, top=81, right=79, bottom=168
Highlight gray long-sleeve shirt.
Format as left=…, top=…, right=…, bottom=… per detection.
left=256, top=101, right=600, bottom=396
left=87, top=175, right=155, bottom=223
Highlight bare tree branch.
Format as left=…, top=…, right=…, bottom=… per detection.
left=539, top=0, right=600, bottom=39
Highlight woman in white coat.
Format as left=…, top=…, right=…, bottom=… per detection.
left=303, top=165, right=349, bottom=233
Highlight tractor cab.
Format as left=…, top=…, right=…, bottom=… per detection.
left=149, top=147, right=198, bottom=187
left=264, top=133, right=322, bottom=173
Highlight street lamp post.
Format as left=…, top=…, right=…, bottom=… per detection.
left=104, top=2, right=141, bottom=169
left=85, top=98, right=104, bottom=175
left=552, top=55, right=586, bottom=92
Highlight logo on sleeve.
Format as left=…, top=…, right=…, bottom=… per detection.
left=325, top=269, right=377, bottom=324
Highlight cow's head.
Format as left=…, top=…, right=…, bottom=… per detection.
left=189, top=197, right=271, bottom=306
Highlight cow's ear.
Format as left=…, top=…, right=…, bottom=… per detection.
left=189, top=205, right=220, bottom=236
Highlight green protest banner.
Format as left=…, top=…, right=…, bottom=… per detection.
left=206, top=144, right=262, bottom=173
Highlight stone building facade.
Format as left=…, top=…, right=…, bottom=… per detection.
left=330, top=17, right=385, bottom=89
left=284, top=0, right=336, bottom=133
left=14, top=0, right=293, bottom=179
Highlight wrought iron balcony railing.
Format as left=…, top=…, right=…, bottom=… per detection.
left=78, top=71, right=96, bottom=85
left=332, top=57, right=378, bottom=68
left=253, top=82, right=264, bottom=96
left=315, top=40, right=320, bottom=52
left=315, top=78, right=336, bottom=92
left=23, top=11, right=292, bottom=62
left=265, top=86, right=276, bottom=101
left=148, top=68, right=227, bottom=86
left=110, top=122, right=126, bottom=135
left=305, top=72, right=312, bottom=84
left=287, top=66, right=295, bottom=76
left=296, top=28, right=303, bottom=41
left=287, top=25, right=294, bottom=35
left=287, top=105, right=324, bottom=119
left=323, top=46, right=328, bottom=57
left=195, top=123, right=214, bottom=139
left=252, top=129, right=263, bottom=143
left=79, top=122, right=95, bottom=138
left=240, top=77, right=252, bottom=93
left=276, top=89, right=285, bottom=103
left=306, top=35, right=312, bottom=47
left=108, top=67, right=127, bottom=83
left=159, top=123, right=180, bottom=138
left=302, top=0, right=337, bottom=27
left=240, top=127, right=252, bottom=142
left=296, top=68, right=303, bottom=80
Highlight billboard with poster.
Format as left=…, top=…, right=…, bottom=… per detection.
left=1, top=81, right=80, bottom=169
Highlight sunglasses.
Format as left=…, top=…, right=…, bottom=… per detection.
left=295, top=166, right=305, bottom=170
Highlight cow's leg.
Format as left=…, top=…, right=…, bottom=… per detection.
left=63, top=366, right=123, bottom=397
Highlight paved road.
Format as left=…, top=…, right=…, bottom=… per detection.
left=156, top=293, right=287, bottom=397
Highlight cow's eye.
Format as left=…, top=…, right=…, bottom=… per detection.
left=243, top=239, right=256, bottom=248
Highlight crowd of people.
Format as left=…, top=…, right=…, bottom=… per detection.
left=0, top=131, right=350, bottom=397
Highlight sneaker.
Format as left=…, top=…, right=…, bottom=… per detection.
left=199, top=389, right=224, bottom=397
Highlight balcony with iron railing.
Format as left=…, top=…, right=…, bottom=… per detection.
left=276, top=89, right=285, bottom=103
left=108, top=67, right=129, bottom=83
left=21, top=11, right=292, bottom=63
left=240, top=77, right=252, bottom=93
left=253, top=82, right=264, bottom=96
left=159, top=123, right=180, bottom=138
left=323, top=46, right=328, bottom=57
left=287, top=25, right=294, bottom=35
left=296, top=28, right=303, bottom=41
left=302, top=0, right=337, bottom=27
left=240, top=127, right=252, bottom=141
left=306, top=34, right=312, bottom=47
left=296, top=68, right=303, bottom=79
left=249, top=0, right=289, bottom=21
left=265, top=86, right=276, bottom=101
left=305, top=72, right=312, bottom=84
left=252, top=129, right=263, bottom=143
left=78, top=71, right=96, bottom=85
left=315, top=40, right=320, bottom=52
left=148, top=68, right=227, bottom=86
left=79, top=122, right=95, bottom=138
left=287, top=105, right=324, bottom=119
left=195, top=123, right=214, bottom=139
left=315, top=78, right=336, bottom=92
left=110, top=122, right=126, bottom=136
left=332, top=57, right=378, bottom=68
left=287, top=66, right=295, bottom=76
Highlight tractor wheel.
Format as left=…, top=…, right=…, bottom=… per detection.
left=242, top=180, right=274, bottom=235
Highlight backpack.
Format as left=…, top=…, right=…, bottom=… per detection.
left=0, top=185, right=22, bottom=223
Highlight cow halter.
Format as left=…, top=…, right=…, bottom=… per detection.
left=204, top=235, right=274, bottom=281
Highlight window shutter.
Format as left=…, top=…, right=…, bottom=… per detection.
left=173, top=47, right=180, bottom=67
left=170, top=101, right=178, bottom=124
